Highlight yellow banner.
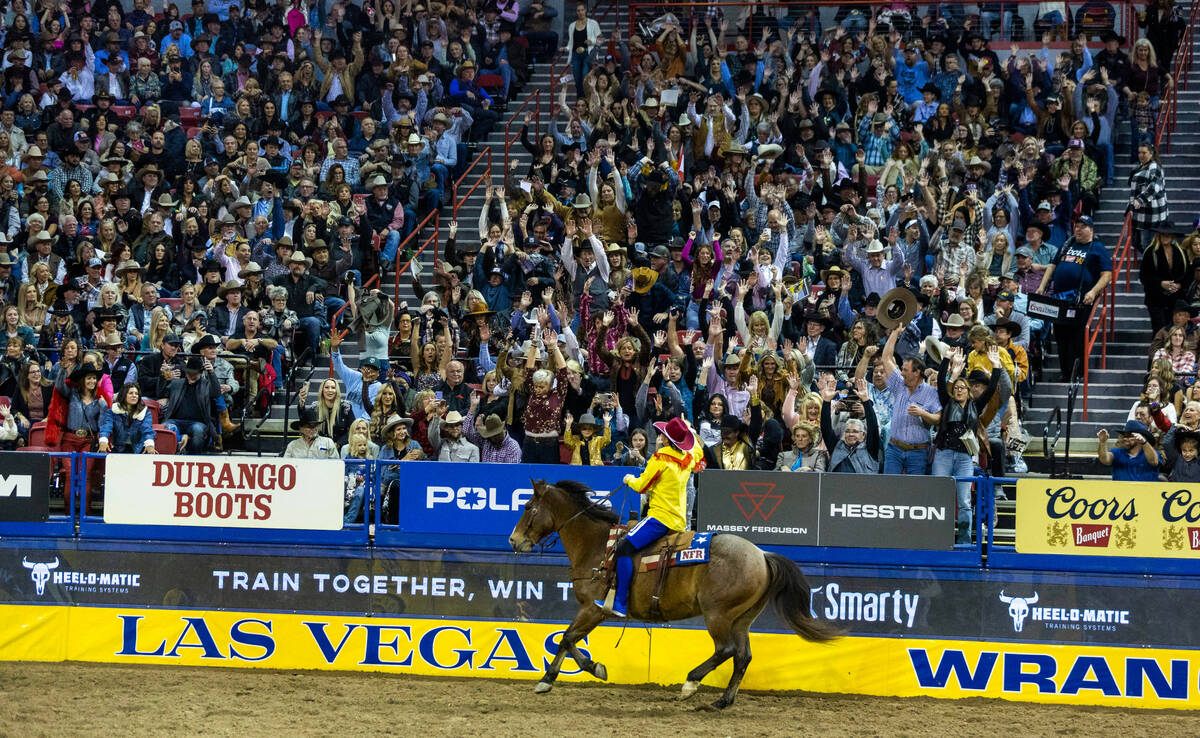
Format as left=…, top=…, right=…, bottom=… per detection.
left=1015, top=479, right=1200, bottom=558
left=1, top=605, right=1198, bottom=709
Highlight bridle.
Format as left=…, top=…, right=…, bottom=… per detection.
left=516, top=483, right=627, bottom=552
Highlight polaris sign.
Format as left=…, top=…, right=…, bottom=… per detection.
left=390, top=461, right=635, bottom=550
left=0, top=451, right=50, bottom=523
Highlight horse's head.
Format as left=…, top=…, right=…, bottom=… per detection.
left=509, top=478, right=555, bottom=553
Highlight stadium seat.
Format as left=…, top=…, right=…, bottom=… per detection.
left=159, top=297, right=182, bottom=311
left=29, top=421, right=46, bottom=447
left=143, top=398, right=161, bottom=424
left=111, top=105, right=136, bottom=119
left=17, top=445, right=54, bottom=453
left=153, top=426, right=178, bottom=454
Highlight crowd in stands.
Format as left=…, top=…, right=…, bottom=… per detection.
left=0, top=0, right=1194, bottom=534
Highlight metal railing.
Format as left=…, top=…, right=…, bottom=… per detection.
left=503, top=89, right=542, bottom=180
left=1080, top=0, right=1198, bottom=419
left=453, top=147, right=492, bottom=221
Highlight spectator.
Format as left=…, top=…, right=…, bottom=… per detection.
left=1097, top=420, right=1159, bottom=481
left=817, top=375, right=880, bottom=474
left=98, top=382, right=157, bottom=454
left=284, top=405, right=340, bottom=459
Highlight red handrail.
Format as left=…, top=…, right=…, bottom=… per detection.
left=1080, top=0, right=1199, bottom=418
left=453, top=147, right=492, bottom=221
left=393, top=208, right=441, bottom=297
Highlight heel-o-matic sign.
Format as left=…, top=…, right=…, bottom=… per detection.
left=1015, top=480, right=1200, bottom=559
left=104, top=456, right=344, bottom=530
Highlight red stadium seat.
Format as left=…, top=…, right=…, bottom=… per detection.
left=351, top=111, right=369, bottom=121
left=159, top=297, right=182, bottom=311
left=179, top=106, right=201, bottom=124
left=17, top=445, right=54, bottom=453
left=111, top=105, right=136, bottom=119
left=29, top=421, right=46, bottom=447
left=143, top=398, right=161, bottom=424
left=186, top=126, right=202, bottom=139
left=153, top=426, right=178, bottom=454
left=315, top=111, right=335, bottom=123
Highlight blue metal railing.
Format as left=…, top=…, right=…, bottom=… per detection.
left=5, top=453, right=1196, bottom=576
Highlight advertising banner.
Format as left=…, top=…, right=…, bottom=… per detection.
left=2, top=604, right=1198, bottom=709
left=697, top=472, right=956, bottom=550
left=1015, top=479, right=1200, bottom=559
left=819, top=474, right=956, bottom=550
left=388, top=461, right=635, bottom=548
left=696, top=470, right=819, bottom=545
left=0, top=450, right=50, bottom=522
left=103, top=456, right=345, bottom=530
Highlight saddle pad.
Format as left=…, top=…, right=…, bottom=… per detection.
left=637, top=531, right=713, bottom=573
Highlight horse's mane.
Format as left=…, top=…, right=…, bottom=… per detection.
left=553, top=479, right=619, bottom=524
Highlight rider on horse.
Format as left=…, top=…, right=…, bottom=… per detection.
left=597, top=416, right=704, bottom=617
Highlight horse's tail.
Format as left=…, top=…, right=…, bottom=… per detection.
left=763, top=552, right=842, bottom=643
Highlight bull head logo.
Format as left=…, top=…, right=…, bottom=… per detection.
left=22, top=557, right=59, bottom=596
left=998, top=590, right=1038, bottom=632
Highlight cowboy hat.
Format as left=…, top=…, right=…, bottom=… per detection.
left=135, top=164, right=163, bottom=180
left=572, top=193, right=592, bottom=209
left=50, top=299, right=72, bottom=316
left=922, top=336, right=949, bottom=365
left=877, top=287, right=920, bottom=330
left=193, top=334, right=221, bottom=350
left=653, top=416, right=696, bottom=452
left=632, top=267, right=658, bottom=294
left=939, top=313, right=968, bottom=331
left=1174, top=427, right=1200, bottom=452
left=820, top=265, right=848, bottom=284
left=993, top=319, right=1022, bottom=338
left=69, top=365, right=104, bottom=384
left=114, top=260, right=144, bottom=276
left=382, top=413, right=414, bottom=435
left=238, top=262, right=264, bottom=279
left=575, top=412, right=601, bottom=430
left=756, top=143, right=784, bottom=159
left=442, top=410, right=465, bottom=426
left=478, top=414, right=507, bottom=439
left=1118, top=419, right=1153, bottom=446
left=286, top=251, right=312, bottom=267
left=232, top=195, right=253, bottom=209
left=864, top=240, right=887, bottom=255
left=218, top=280, right=244, bottom=298
left=966, top=156, right=992, bottom=172
left=156, top=193, right=177, bottom=208
left=290, top=405, right=323, bottom=431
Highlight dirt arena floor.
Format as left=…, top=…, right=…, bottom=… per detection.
left=0, top=662, right=1196, bottom=737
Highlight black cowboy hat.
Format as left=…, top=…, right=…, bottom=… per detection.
left=1171, top=299, right=1200, bottom=316
left=1174, top=427, right=1200, bottom=452
left=193, top=334, right=221, bottom=350
left=719, top=414, right=744, bottom=433
left=290, top=405, right=322, bottom=430
left=184, top=355, right=206, bottom=374
left=920, top=82, right=941, bottom=99
left=69, top=365, right=103, bottom=384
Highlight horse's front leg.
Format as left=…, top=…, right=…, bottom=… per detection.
left=534, top=603, right=608, bottom=694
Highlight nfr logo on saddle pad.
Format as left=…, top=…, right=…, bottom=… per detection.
left=605, top=527, right=713, bottom=572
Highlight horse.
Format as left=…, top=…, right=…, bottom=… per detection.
left=508, top=478, right=840, bottom=709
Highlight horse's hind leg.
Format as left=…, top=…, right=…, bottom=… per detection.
left=710, top=629, right=751, bottom=710
left=535, top=605, right=607, bottom=694
left=679, top=615, right=736, bottom=701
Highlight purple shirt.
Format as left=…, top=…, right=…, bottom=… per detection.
left=885, top=368, right=942, bottom=445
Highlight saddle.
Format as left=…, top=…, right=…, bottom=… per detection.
left=597, top=524, right=713, bottom=620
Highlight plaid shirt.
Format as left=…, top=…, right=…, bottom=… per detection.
left=464, top=408, right=523, bottom=462
left=1128, top=160, right=1169, bottom=229
left=856, top=115, right=898, bottom=167
left=129, top=71, right=162, bottom=101
left=48, top=162, right=96, bottom=199
left=319, top=156, right=361, bottom=188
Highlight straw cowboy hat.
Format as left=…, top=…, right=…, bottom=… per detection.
left=632, top=266, right=658, bottom=294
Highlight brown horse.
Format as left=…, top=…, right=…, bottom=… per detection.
left=508, top=479, right=839, bottom=709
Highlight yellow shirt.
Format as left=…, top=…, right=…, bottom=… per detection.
left=627, top=441, right=703, bottom=531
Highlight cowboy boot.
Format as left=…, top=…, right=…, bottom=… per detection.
left=220, top=409, right=241, bottom=434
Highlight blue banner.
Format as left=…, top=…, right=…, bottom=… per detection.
left=379, top=461, right=637, bottom=550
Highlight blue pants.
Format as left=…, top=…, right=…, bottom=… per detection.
left=381, top=230, right=402, bottom=265
left=612, top=516, right=670, bottom=612
left=165, top=420, right=208, bottom=454
left=884, top=441, right=929, bottom=475
left=431, top=163, right=449, bottom=205
left=570, top=53, right=590, bottom=99
left=932, top=449, right=975, bottom=543
left=298, top=315, right=323, bottom=359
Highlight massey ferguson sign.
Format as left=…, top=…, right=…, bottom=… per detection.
left=697, top=471, right=954, bottom=549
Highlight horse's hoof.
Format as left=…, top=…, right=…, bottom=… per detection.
left=592, top=663, right=608, bottom=681
left=679, top=681, right=700, bottom=700
left=533, top=681, right=553, bottom=694
left=711, top=697, right=731, bottom=710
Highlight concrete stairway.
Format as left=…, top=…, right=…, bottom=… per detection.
left=1028, top=29, right=1200, bottom=462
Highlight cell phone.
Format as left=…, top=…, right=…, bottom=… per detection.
left=434, top=391, right=443, bottom=400
left=658, top=353, right=670, bottom=364
left=647, top=387, right=658, bottom=396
